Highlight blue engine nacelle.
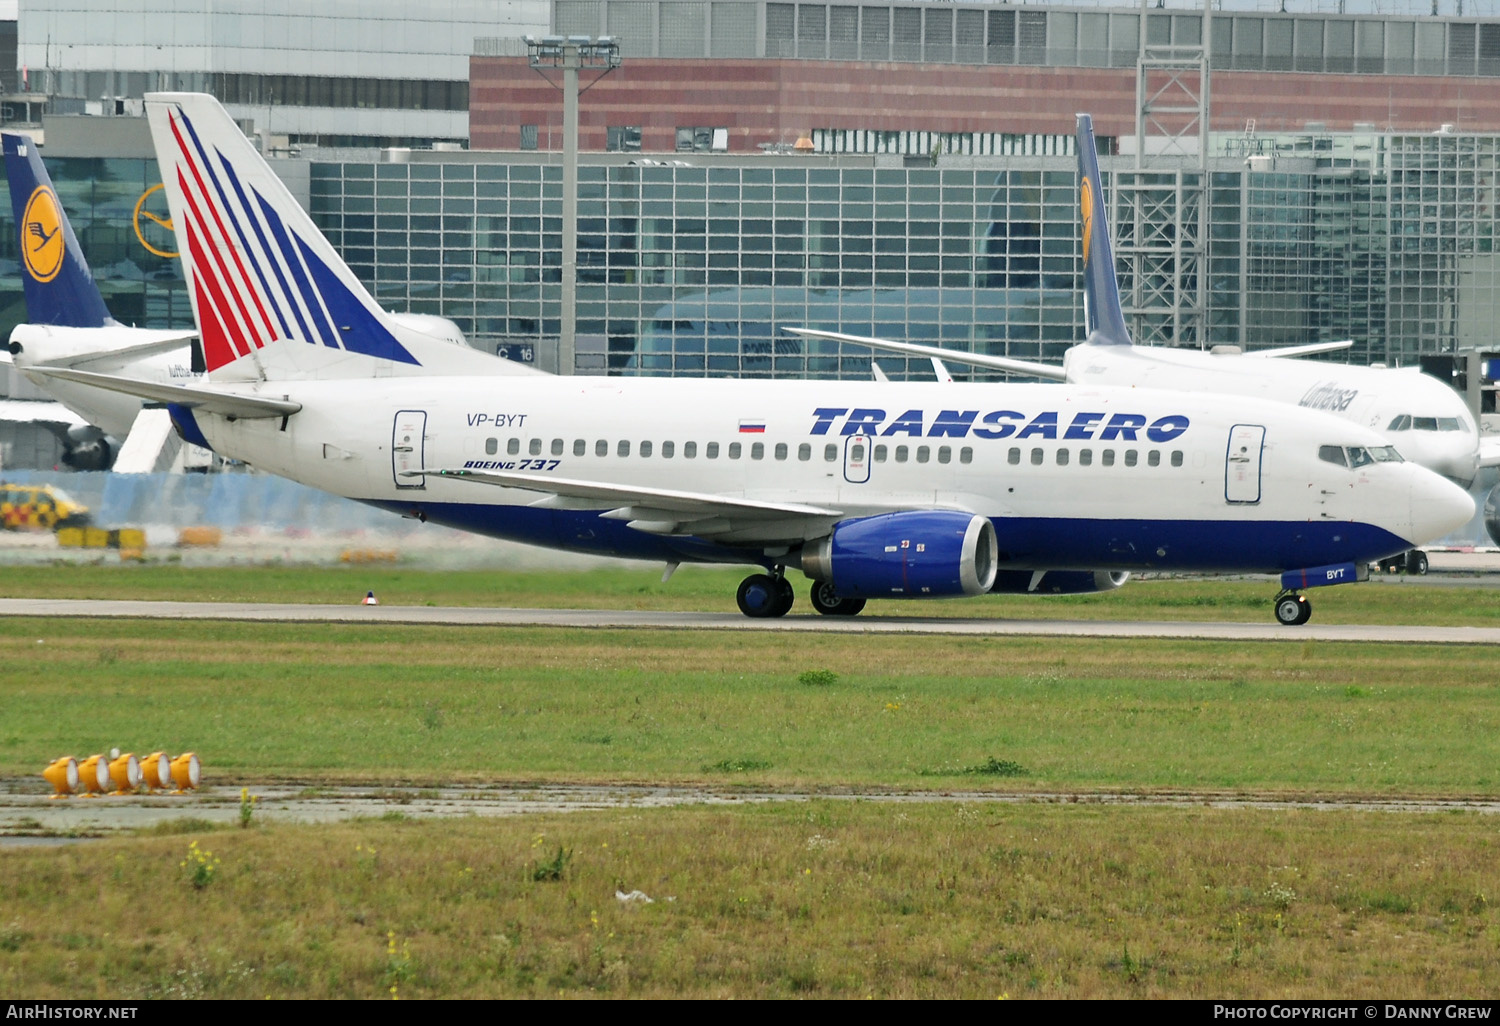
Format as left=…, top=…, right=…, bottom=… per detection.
left=799, top=511, right=998, bottom=599
left=988, top=570, right=1131, bottom=595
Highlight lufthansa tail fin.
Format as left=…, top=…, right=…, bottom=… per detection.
left=143, top=92, right=536, bottom=382
left=2, top=132, right=115, bottom=328
left=1075, top=114, right=1131, bottom=347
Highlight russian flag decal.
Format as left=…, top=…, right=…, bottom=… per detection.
left=738, top=419, right=766, bottom=433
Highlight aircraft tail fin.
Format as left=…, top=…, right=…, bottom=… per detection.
left=144, top=92, right=523, bottom=382
left=1075, top=114, right=1132, bottom=347
left=2, top=132, right=116, bottom=329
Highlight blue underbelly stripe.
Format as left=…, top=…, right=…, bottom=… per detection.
left=359, top=498, right=1414, bottom=573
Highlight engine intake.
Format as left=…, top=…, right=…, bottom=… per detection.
left=800, top=511, right=998, bottom=598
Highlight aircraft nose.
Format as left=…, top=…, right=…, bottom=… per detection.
left=1409, top=469, right=1476, bottom=546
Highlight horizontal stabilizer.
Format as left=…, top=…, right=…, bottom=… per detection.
left=1245, top=340, right=1355, bottom=359
left=29, top=366, right=301, bottom=419
left=783, top=327, right=1066, bottom=380
left=34, top=331, right=197, bottom=369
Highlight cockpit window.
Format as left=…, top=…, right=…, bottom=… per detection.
left=1387, top=415, right=1411, bottom=431
left=1370, top=446, right=1403, bottom=463
left=1318, top=445, right=1348, bottom=467
left=1412, top=416, right=1438, bottom=431
left=1438, top=417, right=1463, bottom=431
left=1347, top=446, right=1374, bottom=468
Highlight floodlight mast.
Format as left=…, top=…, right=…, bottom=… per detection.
left=525, top=35, right=622, bottom=374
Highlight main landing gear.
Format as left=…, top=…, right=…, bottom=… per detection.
left=1273, top=590, right=1313, bottom=626
left=736, top=571, right=795, bottom=618
left=735, top=571, right=868, bottom=618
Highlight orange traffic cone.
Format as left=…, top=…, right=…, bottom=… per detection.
left=363, top=591, right=379, bottom=605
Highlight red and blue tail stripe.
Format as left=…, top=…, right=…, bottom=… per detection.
left=161, top=102, right=418, bottom=373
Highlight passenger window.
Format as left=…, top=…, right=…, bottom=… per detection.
left=640, top=441, right=653, bottom=457
left=551, top=438, right=563, bottom=457
left=1008, top=448, right=1020, bottom=465
left=1079, top=449, right=1092, bottom=466
left=774, top=443, right=787, bottom=460
left=595, top=439, right=608, bottom=457
left=1124, top=450, right=1138, bottom=467
left=1056, top=448, right=1069, bottom=466
left=529, top=438, right=542, bottom=456
left=1147, top=450, right=1160, bottom=467
left=1102, top=449, right=1115, bottom=467
left=959, top=447, right=972, bottom=465
left=916, top=446, right=930, bottom=463
left=485, top=437, right=498, bottom=455
left=662, top=441, right=675, bottom=458
left=751, top=442, right=765, bottom=460
left=1030, top=448, right=1044, bottom=466
left=824, top=444, right=838, bottom=461
left=508, top=438, right=521, bottom=455
left=873, top=444, right=887, bottom=462
left=797, top=443, right=811, bottom=461
left=729, top=442, right=741, bottom=459
left=937, top=446, right=951, bottom=464
left=618, top=440, right=630, bottom=457
left=684, top=441, right=697, bottom=458
left=707, top=442, right=720, bottom=459
left=573, top=439, right=586, bottom=457
left=1170, top=450, right=1183, bottom=467
left=895, top=445, right=909, bottom=463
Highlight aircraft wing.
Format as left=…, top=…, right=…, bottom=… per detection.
left=27, top=367, right=301, bottom=419
left=783, top=327, right=1068, bottom=381
left=1479, top=434, right=1500, bottom=469
left=1243, top=340, right=1354, bottom=359
left=415, top=467, right=846, bottom=543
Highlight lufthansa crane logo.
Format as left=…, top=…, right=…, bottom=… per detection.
left=133, top=183, right=178, bottom=259
left=1080, top=179, right=1094, bottom=267
left=21, top=186, right=65, bottom=283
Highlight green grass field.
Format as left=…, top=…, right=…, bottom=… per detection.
left=1, top=567, right=1498, bottom=997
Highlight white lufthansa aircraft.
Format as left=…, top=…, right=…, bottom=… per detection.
left=0, top=130, right=493, bottom=461
left=789, top=118, right=1500, bottom=533
left=33, top=95, right=1475, bottom=624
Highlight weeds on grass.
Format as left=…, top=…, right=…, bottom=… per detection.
left=179, top=839, right=220, bottom=889
left=238, top=788, right=258, bottom=829
left=703, top=758, right=771, bottom=773
left=384, top=931, right=413, bottom=1000
left=531, top=845, right=571, bottom=882
left=798, top=669, right=838, bottom=687
left=964, top=757, right=1028, bottom=777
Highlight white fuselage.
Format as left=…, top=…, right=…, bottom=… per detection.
left=180, top=376, right=1472, bottom=574
left=1062, top=345, right=1482, bottom=487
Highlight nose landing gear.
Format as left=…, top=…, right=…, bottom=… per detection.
left=1273, top=591, right=1312, bottom=626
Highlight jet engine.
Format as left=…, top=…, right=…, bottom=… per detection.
left=799, top=511, right=998, bottom=598
left=989, top=570, right=1131, bottom=595
left=60, top=424, right=114, bottom=471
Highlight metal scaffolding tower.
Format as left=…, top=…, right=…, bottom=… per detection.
left=1113, top=0, right=1211, bottom=348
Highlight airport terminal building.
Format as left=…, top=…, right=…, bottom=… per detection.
left=1, top=0, right=1499, bottom=397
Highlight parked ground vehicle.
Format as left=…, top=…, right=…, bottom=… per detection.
left=0, top=482, right=91, bottom=530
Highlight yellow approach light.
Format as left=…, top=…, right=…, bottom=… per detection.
left=108, top=752, right=142, bottom=794
left=170, top=752, right=201, bottom=792
left=43, top=756, right=79, bottom=797
left=141, top=751, right=171, bottom=791
left=78, top=754, right=111, bottom=796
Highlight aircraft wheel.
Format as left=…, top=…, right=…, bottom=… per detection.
left=1406, top=550, right=1429, bottom=576
left=809, top=581, right=865, bottom=617
left=772, top=576, right=796, bottom=617
left=737, top=574, right=787, bottom=618
left=1274, top=593, right=1309, bottom=627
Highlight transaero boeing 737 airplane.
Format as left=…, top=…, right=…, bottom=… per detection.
left=34, top=95, right=1474, bottom=624
left=790, top=116, right=1499, bottom=534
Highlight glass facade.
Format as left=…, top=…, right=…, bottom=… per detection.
left=4, top=135, right=1500, bottom=381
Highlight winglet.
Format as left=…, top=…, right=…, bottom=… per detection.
left=1075, top=114, right=1132, bottom=347
left=2, top=132, right=115, bottom=328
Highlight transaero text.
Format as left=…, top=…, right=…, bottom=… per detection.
left=810, top=408, right=1191, bottom=442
